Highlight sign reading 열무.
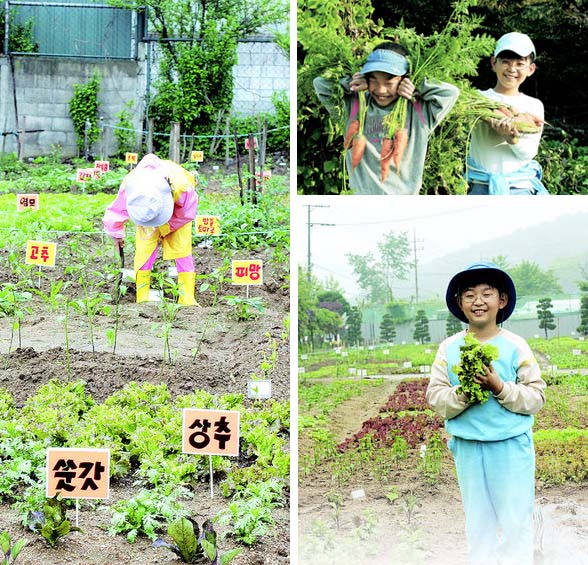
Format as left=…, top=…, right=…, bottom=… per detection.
left=182, top=409, right=240, bottom=457
left=196, top=215, right=221, bottom=236
left=46, top=448, right=110, bottom=499
left=17, top=193, right=39, bottom=211
left=25, top=240, right=56, bottom=267
left=232, top=260, right=263, bottom=285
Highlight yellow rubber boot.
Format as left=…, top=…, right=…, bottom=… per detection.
left=177, top=271, right=199, bottom=306
left=135, top=270, right=151, bottom=303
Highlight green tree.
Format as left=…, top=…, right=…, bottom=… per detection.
left=347, top=231, right=412, bottom=304
left=509, top=261, right=563, bottom=296
left=413, top=310, right=431, bottom=344
left=536, top=298, right=556, bottom=339
left=446, top=313, right=463, bottom=337
left=577, top=295, right=588, bottom=338
left=347, top=306, right=363, bottom=346
left=113, top=0, right=287, bottom=147
left=380, top=306, right=397, bottom=343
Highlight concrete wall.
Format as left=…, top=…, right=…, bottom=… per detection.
left=0, top=39, right=289, bottom=159
left=232, top=40, right=289, bottom=114
left=0, top=54, right=146, bottom=159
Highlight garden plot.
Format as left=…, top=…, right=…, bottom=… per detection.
left=298, top=342, right=588, bottom=565
left=0, top=158, right=290, bottom=564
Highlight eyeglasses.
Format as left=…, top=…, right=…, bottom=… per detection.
left=460, top=291, right=499, bottom=304
left=497, top=59, right=531, bottom=71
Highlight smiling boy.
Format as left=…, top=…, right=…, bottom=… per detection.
left=468, top=32, right=548, bottom=195
left=313, top=42, right=459, bottom=195
left=426, top=262, right=546, bottom=564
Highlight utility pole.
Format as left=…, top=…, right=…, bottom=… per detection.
left=413, top=228, right=424, bottom=304
left=304, top=204, right=333, bottom=281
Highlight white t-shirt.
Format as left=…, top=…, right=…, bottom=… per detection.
left=469, top=88, right=544, bottom=181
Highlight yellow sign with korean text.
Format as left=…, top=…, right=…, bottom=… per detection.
left=25, top=240, right=56, bottom=267
left=190, top=150, right=204, bottom=162
left=231, top=260, right=263, bottom=285
left=16, top=193, right=39, bottom=211
left=125, top=152, right=138, bottom=164
left=182, top=409, right=240, bottom=456
left=46, top=448, right=110, bottom=499
left=195, top=215, right=221, bottom=236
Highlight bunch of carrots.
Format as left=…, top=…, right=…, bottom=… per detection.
left=380, top=92, right=409, bottom=180
left=343, top=91, right=368, bottom=170
left=459, top=88, right=544, bottom=144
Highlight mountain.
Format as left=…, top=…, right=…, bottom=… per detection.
left=412, top=212, right=588, bottom=300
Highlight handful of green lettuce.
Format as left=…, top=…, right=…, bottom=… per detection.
left=452, top=332, right=499, bottom=404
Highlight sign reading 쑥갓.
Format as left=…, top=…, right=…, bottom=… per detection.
left=196, top=215, right=221, bottom=236
left=190, top=150, right=204, bottom=162
left=182, top=409, right=240, bottom=457
left=25, top=240, right=56, bottom=267
left=232, top=260, right=263, bottom=285
left=17, top=193, right=39, bottom=211
left=46, top=448, right=110, bottom=499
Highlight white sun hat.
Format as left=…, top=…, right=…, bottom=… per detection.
left=494, top=32, right=536, bottom=58
left=124, top=168, right=173, bottom=228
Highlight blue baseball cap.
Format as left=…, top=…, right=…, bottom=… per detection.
left=446, top=262, right=517, bottom=324
left=360, top=49, right=410, bottom=77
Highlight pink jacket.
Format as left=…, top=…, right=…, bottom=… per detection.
left=103, top=154, right=198, bottom=239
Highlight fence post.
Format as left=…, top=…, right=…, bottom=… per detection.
left=225, top=117, right=231, bottom=167
left=99, top=116, right=105, bottom=159
left=234, top=128, right=244, bottom=205
left=260, top=117, right=268, bottom=175
left=83, top=119, right=91, bottom=160
left=169, top=122, right=181, bottom=163
left=147, top=118, right=154, bottom=154
left=248, top=133, right=257, bottom=205
left=18, top=116, right=26, bottom=160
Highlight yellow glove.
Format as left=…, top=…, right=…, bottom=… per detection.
left=158, top=223, right=171, bottom=237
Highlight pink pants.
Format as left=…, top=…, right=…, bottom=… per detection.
left=139, top=248, right=194, bottom=272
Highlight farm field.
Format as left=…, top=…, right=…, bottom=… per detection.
left=298, top=340, right=588, bottom=565
left=0, top=156, right=290, bottom=564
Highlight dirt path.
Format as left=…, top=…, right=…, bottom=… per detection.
left=298, top=381, right=588, bottom=565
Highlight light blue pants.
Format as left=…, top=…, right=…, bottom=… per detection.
left=448, top=432, right=535, bottom=565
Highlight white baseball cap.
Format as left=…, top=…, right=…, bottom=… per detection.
left=494, top=32, right=536, bottom=58
left=124, top=169, right=173, bottom=228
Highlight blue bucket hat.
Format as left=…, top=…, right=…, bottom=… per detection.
left=360, top=49, right=410, bottom=77
left=446, top=262, right=516, bottom=324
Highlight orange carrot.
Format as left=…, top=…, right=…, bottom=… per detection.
left=351, top=134, right=367, bottom=170
left=391, top=128, right=409, bottom=173
left=380, top=137, right=394, bottom=181
left=344, top=120, right=360, bottom=150
left=497, top=106, right=516, bottom=118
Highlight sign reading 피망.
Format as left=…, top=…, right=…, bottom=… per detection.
left=231, top=260, right=263, bottom=285
left=190, top=150, right=204, bottom=162
left=25, top=240, right=56, bottom=267
left=195, top=215, right=221, bottom=236
left=17, top=193, right=39, bottom=211
left=182, top=409, right=240, bottom=457
left=46, top=448, right=110, bottom=499
left=125, top=152, right=138, bottom=164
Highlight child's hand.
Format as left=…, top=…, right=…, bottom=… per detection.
left=349, top=73, right=368, bottom=92
left=489, top=117, right=519, bottom=144
left=398, top=77, right=415, bottom=100
left=474, top=364, right=504, bottom=396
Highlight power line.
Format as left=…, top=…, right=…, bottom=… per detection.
left=304, top=204, right=334, bottom=281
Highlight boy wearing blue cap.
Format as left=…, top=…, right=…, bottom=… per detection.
left=426, top=262, right=546, bottom=564
left=313, top=42, right=459, bottom=195
left=467, top=32, right=548, bottom=195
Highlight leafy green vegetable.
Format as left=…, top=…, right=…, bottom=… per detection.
left=28, top=497, right=82, bottom=547
left=1, top=530, right=27, bottom=564
left=452, top=332, right=499, bottom=404
left=153, top=517, right=240, bottom=564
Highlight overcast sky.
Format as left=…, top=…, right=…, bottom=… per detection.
left=293, top=196, right=588, bottom=301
